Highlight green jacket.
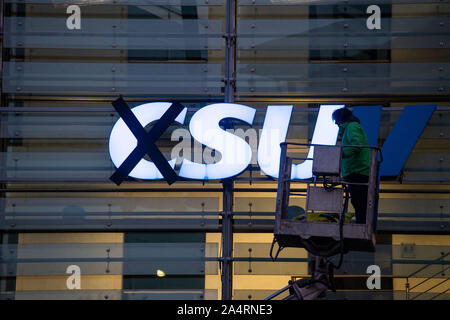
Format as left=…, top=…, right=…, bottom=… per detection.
left=338, top=119, right=370, bottom=178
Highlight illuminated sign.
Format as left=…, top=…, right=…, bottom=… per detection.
left=257, top=105, right=343, bottom=179
left=109, top=101, right=186, bottom=183
left=109, top=99, right=186, bottom=185
left=178, top=103, right=256, bottom=180
left=108, top=100, right=436, bottom=184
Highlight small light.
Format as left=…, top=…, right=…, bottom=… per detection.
left=157, top=270, right=166, bottom=277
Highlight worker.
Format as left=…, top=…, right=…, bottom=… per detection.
left=332, top=107, right=370, bottom=224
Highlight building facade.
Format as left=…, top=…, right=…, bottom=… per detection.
left=0, top=0, right=449, bottom=300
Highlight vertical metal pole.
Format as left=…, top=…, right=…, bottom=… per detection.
left=221, top=180, right=233, bottom=300
left=0, top=0, right=7, bottom=291
left=366, top=148, right=379, bottom=235
left=221, top=0, right=236, bottom=300
left=1, top=233, right=17, bottom=299
left=224, top=0, right=236, bottom=104
left=405, top=278, right=410, bottom=300
left=0, top=0, right=4, bottom=104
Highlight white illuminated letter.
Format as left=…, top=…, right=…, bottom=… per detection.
left=178, top=103, right=256, bottom=180
left=66, top=265, right=81, bottom=289
left=109, top=102, right=187, bottom=180
left=366, top=5, right=381, bottom=30
left=257, top=105, right=293, bottom=178
left=66, top=5, right=81, bottom=30
left=292, top=105, right=343, bottom=179
left=257, top=105, right=342, bottom=179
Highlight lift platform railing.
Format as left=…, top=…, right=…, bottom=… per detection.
left=273, top=142, right=383, bottom=258
left=267, top=142, right=382, bottom=300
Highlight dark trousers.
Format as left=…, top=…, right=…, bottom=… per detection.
left=346, top=173, right=369, bottom=224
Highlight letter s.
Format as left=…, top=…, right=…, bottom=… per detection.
left=179, top=103, right=256, bottom=180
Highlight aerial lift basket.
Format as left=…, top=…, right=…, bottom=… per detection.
left=273, top=142, right=382, bottom=258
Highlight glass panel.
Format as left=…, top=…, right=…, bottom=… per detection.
left=0, top=103, right=222, bottom=180
left=0, top=242, right=219, bottom=276
left=236, top=1, right=450, bottom=95
left=234, top=242, right=308, bottom=275
left=0, top=194, right=221, bottom=230
left=8, top=289, right=213, bottom=300
left=0, top=232, right=219, bottom=300
left=1, top=0, right=449, bottom=301
left=233, top=194, right=450, bottom=233
left=3, top=0, right=225, bottom=99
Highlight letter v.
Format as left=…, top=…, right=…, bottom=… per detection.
left=380, top=104, right=436, bottom=177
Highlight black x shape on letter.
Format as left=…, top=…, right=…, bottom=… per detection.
left=109, top=97, right=184, bottom=186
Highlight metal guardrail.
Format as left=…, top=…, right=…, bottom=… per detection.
left=405, top=251, right=450, bottom=300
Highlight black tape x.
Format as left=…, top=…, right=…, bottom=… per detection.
left=109, top=97, right=184, bottom=185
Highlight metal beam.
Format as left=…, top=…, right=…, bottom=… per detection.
left=1, top=106, right=450, bottom=113
left=221, top=0, right=237, bottom=301
left=221, top=179, right=234, bottom=300
left=1, top=187, right=450, bottom=193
